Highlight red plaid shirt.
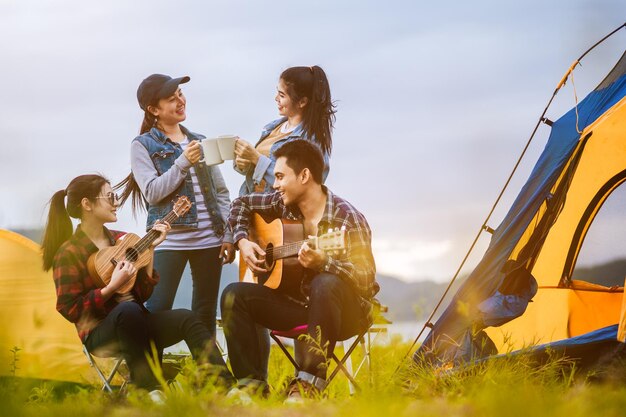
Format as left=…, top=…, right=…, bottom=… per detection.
left=229, top=187, right=379, bottom=300
left=52, top=225, right=159, bottom=343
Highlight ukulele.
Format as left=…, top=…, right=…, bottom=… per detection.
left=239, top=213, right=346, bottom=295
left=87, top=196, right=192, bottom=294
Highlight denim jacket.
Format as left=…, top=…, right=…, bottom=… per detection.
left=131, top=126, right=233, bottom=242
left=236, top=117, right=330, bottom=196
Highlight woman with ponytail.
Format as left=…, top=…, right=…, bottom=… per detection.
left=42, top=174, right=232, bottom=391
left=116, top=74, right=234, bottom=341
left=234, top=65, right=335, bottom=195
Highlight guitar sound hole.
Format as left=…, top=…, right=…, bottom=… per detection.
left=258, top=243, right=274, bottom=285
left=264, top=243, right=274, bottom=269
left=125, top=247, right=139, bottom=262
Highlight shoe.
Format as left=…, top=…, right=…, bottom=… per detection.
left=148, top=389, right=166, bottom=405
left=226, top=387, right=253, bottom=405
left=283, top=378, right=320, bottom=404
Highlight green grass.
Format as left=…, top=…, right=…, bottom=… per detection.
left=2, top=340, right=626, bottom=417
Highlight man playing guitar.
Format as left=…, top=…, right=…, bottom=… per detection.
left=221, top=140, right=379, bottom=399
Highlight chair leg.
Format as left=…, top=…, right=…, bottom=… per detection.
left=83, top=345, right=127, bottom=393
left=326, top=333, right=365, bottom=392
left=270, top=333, right=300, bottom=370
left=105, top=358, right=125, bottom=389
left=215, top=317, right=229, bottom=362
left=83, top=346, right=114, bottom=393
left=342, top=340, right=357, bottom=395
left=331, top=352, right=361, bottom=392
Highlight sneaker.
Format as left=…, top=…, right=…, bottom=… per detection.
left=148, top=389, right=166, bottom=405
left=226, top=387, right=253, bottom=406
left=283, top=378, right=320, bottom=404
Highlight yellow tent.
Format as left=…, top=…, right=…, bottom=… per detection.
left=0, top=229, right=100, bottom=383
left=416, top=27, right=626, bottom=365
left=489, top=92, right=626, bottom=349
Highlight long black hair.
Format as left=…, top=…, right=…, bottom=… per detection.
left=280, top=65, right=336, bottom=155
left=41, top=174, right=109, bottom=271
left=115, top=95, right=160, bottom=215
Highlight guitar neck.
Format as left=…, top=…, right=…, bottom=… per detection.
left=132, top=210, right=180, bottom=254
left=269, top=237, right=316, bottom=260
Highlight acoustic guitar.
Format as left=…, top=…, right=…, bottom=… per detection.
left=87, top=196, right=192, bottom=294
left=239, top=213, right=346, bottom=295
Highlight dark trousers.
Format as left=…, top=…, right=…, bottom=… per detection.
left=146, top=247, right=222, bottom=337
left=220, top=273, right=366, bottom=382
left=84, top=302, right=231, bottom=389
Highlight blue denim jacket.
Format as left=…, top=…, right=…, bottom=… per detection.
left=132, top=126, right=232, bottom=242
left=236, top=117, right=330, bottom=196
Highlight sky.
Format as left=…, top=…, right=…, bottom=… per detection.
left=0, top=1, right=625, bottom=282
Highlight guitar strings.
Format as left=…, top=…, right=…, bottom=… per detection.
left=265, top=239, right=311, bottom=259
left=131, top=211, right=179, bottom=255
left=265, top=229, right=356, bottom=259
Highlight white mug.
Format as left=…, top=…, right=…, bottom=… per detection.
left=199, top=138, right=224, bottom=166
left=216, top=135, right=237, bottom=160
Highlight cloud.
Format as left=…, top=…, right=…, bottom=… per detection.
left=372, top=237, right=452, bottom=281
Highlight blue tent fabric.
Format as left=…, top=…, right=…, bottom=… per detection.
left=536, top=324, right=618, bottom=349
left=466, top=325, right=621, bottom=368
left=499, top=325, right=621, bottom=365
left=416, top=54, right=626, bottom=364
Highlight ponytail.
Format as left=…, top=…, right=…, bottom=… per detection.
left=114, top=172, right=147, bottom=217
left=42, top=190, right=73, bottom=271
left=119, top=106, right=157, bottom=217
left=140, top=110, right=157, bottom=135
left=280, top=65, right=336, bottom=156
left=41, top=174, right=109, bottom=271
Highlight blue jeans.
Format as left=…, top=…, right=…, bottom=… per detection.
left=84, top=302, right=232, bottom=389
left=146, top=247, right=222, bottom=338
left=220, top=273, right=367, bottom=383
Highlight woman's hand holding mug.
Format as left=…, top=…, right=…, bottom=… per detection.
left=234, top=139, right=261, bottom=165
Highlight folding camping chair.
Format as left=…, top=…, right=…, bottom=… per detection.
left=343, top=306, right=391, bottom=392
left=269, top=304, right=390, bottom=394
left=82, top=345, right=129, bottom=393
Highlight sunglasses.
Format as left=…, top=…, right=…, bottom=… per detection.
left=95, top=192, right=120, bottom=206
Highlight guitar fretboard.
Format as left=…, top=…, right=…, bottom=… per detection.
left=266, top=238, right=316, bottom=260
left=131, top=210, right=181, bottom=254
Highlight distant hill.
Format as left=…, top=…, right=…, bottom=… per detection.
left=11, top=228, right=43, bottom=244
left=375, top=274, right=466, bottom=322
left=572, top=259, right=626, bottom=287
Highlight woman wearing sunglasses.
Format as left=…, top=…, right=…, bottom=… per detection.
left=42, top=174, right=232, bottom=391
left=116, top=74, right=234, bottom=340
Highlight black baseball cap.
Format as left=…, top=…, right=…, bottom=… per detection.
left=137, top=74, right=190, bottom=110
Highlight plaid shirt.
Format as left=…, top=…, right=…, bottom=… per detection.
left=52, top=225, right=158, bottom=343
left=230, top=187, right=379, bottom=301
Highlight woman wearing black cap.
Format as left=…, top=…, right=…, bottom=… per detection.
left=117, top=74, right=234, bottom=342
